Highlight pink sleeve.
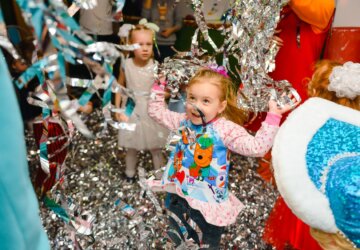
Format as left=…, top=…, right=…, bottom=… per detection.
left=265, top=112, right=282, bottom=126
left=215, top=115, right=279, bottom=157
left=148, top=90, right=186, bottom=130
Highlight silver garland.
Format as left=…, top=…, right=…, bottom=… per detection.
left=161, top=0, right=299, bottom=113
left=225, top=0, right=296, bottom=112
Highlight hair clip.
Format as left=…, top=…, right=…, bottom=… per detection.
left=139, top=18, right=160, bottom=33
left=118, top=23, right=133, bottom=38
left=207, top=64, right=229, bottom=78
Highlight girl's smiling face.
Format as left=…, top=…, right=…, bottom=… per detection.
left=186, top=78, right=227, bottom=125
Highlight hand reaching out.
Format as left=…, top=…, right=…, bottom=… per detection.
left=272, top=29, right=284, bottom=47
left=115, top=112, right=129, bottom=122
left=268, top=92, right=301, bottom=115
left=152, top=75, right=167, bottom=92
left=160, top=28, right=173, bottom=38
left=113, top=11, right=123, bottom=22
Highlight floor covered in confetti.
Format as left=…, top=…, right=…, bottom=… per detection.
left=26, top=110, right=277, bottom=249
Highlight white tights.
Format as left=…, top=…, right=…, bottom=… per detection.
left=125, top=148, right=165, bottom=178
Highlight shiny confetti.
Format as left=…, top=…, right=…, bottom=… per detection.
left=9, top=0, right=292, bottom=248
left=26, top=110, right=278, bottom=249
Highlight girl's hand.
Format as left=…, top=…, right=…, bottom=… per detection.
left=272, top=29, right=283, bottom=47
left=160, top=28, right=173, bottom=38
left=115, top=113, right=129, bottom=122
left=78, top=102, right=93, bottom=114
left=151, top=76, right=167, bottom=92
left=268, top=93, right=300, bottom=115
left=113, top=11, right=123, bottom=22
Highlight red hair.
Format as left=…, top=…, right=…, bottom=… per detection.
left=307, top=60, right=360, bottom=111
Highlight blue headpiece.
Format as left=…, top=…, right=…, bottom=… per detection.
left=272, top=98, right=360, bottom=248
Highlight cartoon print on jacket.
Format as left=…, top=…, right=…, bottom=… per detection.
left=163, top=120, right=230, bottom=203
left=216, top=166, right=227, bottom=188
left=171, top=150, right=183, bottom=180
left=189, top=135, right=214, bottom=180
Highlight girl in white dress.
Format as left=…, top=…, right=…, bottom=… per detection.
left=115, top=24, right=168, bottom=182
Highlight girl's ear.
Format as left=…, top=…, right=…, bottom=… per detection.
left=219, top=100, right=227, bottom=114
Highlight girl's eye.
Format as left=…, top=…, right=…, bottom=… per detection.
left=203, top=99, right=210, bottom=104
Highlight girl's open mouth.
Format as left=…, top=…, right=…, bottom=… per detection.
left=191, top=112, right=200, bottom=118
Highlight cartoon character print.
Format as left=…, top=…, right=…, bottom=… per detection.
left=181, top=127, right=196, bottom=147
left=213, top=187, right=225, bottom=202
left=189, top=135, right=214, bottom=181
left=207, top=182, right=226, bottom=202
left=170, top=150, right=184, bottom=182
left=182, top=129, right=189, bottom=145
left=162, top=121, right=231, bottom=203
left=215, top=166, right=227, bottom=188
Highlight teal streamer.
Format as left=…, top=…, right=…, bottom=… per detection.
left=57, top=28, right=83, bottom=45
left=103, top=62, right=112, bottom=74
left=43, top=196, right=70, bottom=223
left=32, top=7, right=44, bottom=40
left=0, top=7, right=4, bottom=22
left=50, top=35, right=62, bottom=50
left=42, top=108, right=51, bottom=118
left=15, top=59, right=47, bottom=89
left=78, top=90, right=94, bottom=107
left=102, top=75, right=115, bottom=107
left=124, top=97, right=135, bottom=117
left=39, top=142, right=48, bottom=161
left=50, top=36, right=76, bottom=64
left=58, top=9, right=81, bottom=31
left=14, top=55, right=59, bottom=89
left=15, top=0, right=45, bottom=40
left=57, top=52, right=67, bottom=83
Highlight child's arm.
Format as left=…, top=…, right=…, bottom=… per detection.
left=220, top=97, right=300, bottom=157
left=148, top=82, right=186, bottom=130
left=218, top=113, right=281, bottom=157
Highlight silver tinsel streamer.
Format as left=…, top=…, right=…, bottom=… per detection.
left=0, top=36, right=22, bottom=60
left=159, top=55, right=203, bottom=98
left=74, top=0, right=98, bottom=10
left=224, top=0, right=298, bottom=112
left=0, top=18, right=22, bottom=60
left=182, top=0, right=300, bottom=112
left=191, top=0, right=221, bottom=53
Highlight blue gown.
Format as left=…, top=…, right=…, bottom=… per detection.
left=0, top=50, right=49, bottom=250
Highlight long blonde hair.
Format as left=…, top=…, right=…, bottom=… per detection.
left=307, top=60, right=360, bottom=111
left=310, top=228, right=359, bottom=250
left=187, top=69, right=248, bottom=125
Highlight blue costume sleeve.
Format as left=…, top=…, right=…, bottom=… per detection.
left=0, top=50, right=49, bottom=250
